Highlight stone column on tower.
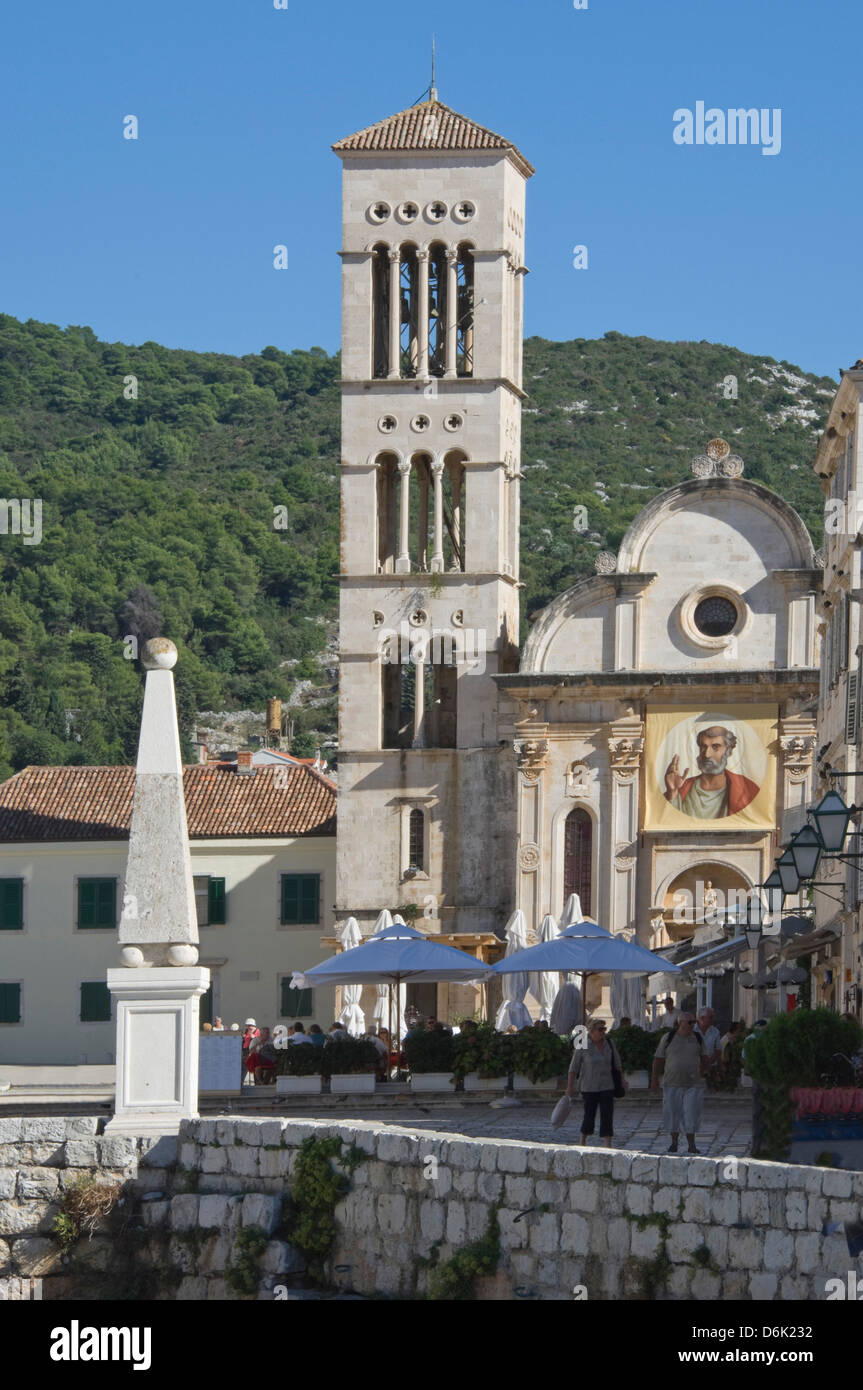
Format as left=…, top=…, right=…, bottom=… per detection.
left=105, top=637, right=210, bottom=1135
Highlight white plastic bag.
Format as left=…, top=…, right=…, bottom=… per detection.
left=551, top=1094, right=572, bottom=1130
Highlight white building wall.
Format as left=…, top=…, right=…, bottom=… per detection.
left=0, top=837, right=336, bottom=1065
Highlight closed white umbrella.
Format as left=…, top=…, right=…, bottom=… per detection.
left=549, top=981, right=582, bottom=1035
left=532, top=914, right=561, bottom=1022
left=551, top=895, right=611, bottom=1027
left=495, top=909, right=533, bottom=1031
left=336, top=917, right=365, bottom=1036
left=610, top=969, right=645, bottom=1027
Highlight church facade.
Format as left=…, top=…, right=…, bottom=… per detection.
left=332, top=97, right=820, bottom=1021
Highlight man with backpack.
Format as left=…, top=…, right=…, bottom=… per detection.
left=650, top=1012, right=710, bottom=1154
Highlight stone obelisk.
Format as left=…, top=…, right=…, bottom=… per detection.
left=105, top=638, right=210, bottom=1134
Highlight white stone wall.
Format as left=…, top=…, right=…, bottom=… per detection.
left=4, top=1115, right=858, bottom=1300
left=174, top=1117, right=863, bottom=1300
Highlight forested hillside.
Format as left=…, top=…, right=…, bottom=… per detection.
left=0, top=315, right=834, bottom=777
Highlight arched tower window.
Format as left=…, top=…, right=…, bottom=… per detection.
left=427, top=243, right=448, bottom=378
left=456, top=244, right=474, bottom=377
left=409, top=808, right=425, bottom=871
left=371, top=244, right=390, bottom=378
left=376, top=451, right=399, bottom=573
left=409, top=452, right=434, bottom=572
left=442, top=449, right=466, bottom=572
left=564, top=808, right=592, bottom=917
left=399, top=246, right=419, bottom=378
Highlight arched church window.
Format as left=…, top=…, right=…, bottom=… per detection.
left=409, top=809, right=425, bottom=871
left=456, top=245, right=474, bottom=377
left=399, top=246, right=419, bottom=378
left=564, top=808, right=592, bottom=917
left=372, top=244, right=390, bottom=379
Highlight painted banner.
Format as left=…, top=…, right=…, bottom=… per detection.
left=644, top=704, right=777, bottom=832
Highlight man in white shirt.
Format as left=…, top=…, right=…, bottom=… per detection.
left=695, top=1008, right=721, bottom=1063
left=289, top=1022, right=314, bottom=1044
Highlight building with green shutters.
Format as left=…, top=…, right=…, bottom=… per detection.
left=0, top=760, right=336, bottom=1064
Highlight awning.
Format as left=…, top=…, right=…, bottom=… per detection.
left=675, top=935, right=749, bottom=977
left=780, top=919, right=843, bottom=961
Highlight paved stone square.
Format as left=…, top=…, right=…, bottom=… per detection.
left=279, top=1096, right=753, bottom=1157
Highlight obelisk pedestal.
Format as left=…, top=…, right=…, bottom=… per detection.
left=105, top=638, right=210, bottom=1136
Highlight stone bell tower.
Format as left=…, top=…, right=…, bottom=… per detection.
left=332, top=95, right=533, bottom=940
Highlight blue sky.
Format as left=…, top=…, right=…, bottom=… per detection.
left=0, top=0, right=856, bottom=377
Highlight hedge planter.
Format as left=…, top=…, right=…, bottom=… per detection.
left=624, top=1070, right=649, bottom=1090
left=330, top=1073, right=376, bottom=1094
left=410, top=1072, right=456, bottom=1093
left=513, top=1074, right=559, bottom=1092
left=463, top=1073, right=508, bottom=1092
left=277, top=1074, right=323, bottom=1096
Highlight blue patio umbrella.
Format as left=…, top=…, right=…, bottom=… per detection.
left=493, top=923, right=680, bottom=1025
left=293, top=919, right=493, bottom=1056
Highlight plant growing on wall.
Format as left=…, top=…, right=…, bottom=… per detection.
left=281, top=1135, right=366, bottom=1284
left=51, top=1174, right=122, bottom=1250
left=404, top=1027, right=454, bottom=1075
left=511, top=1028, right=572, bottom=1082
left=426, top=1204, right=501, bottom=1300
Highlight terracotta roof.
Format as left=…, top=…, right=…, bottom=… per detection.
left=0, top=765, right=336, bottom=842
left=333, top=99, right=534, bottom=176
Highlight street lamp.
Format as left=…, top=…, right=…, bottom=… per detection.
left=777, top=849, right=801, bottom=897
left=744, top=891, right=764, bottom=951
left=789, top=825, right=823, bottom=881
left=811, top=789, right=854, bottom=853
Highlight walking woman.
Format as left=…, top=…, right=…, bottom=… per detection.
left=565, top=1016, right=626, bottom=1147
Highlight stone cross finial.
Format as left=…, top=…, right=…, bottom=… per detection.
left=690, top=438, right=744, bottom=478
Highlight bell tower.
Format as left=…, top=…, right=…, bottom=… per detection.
left=333, top=96, right=533, bottom=938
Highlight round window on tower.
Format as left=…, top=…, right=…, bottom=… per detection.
left=693, top=596, right=738, bottom=637
left=368, top=201, right=391, bottom=224
left=396, top=201, right=419, bottom=223
left=453, top=200, right=476, bottom=223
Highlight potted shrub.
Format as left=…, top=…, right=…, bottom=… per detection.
left=405, top=1027, right=455, bottom=1092
left=322, top=1036, right=380, bottom=1094
left=746, top=1007, right=863, bottom=1160
left=453, top=1024, right=513, bottom=1091
left=511, top=1028, right=573, bottom=1090
left=276, top=1042, right=324, bottom=1095
left=608, top=1025, right=662, bottom=1088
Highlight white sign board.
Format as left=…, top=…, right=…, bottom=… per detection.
left=199, top=1033, right=244, bottom=1092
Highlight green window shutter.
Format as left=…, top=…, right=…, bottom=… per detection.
left=301, top=876, right=320, bottom=924
left=79, top=879, right=97, bottom=927
left=281, top=876, right=299, bottom=925
left=208, top=878, right=226, bottom=925
left=79, top=879, right=116, bottom=928
left=280, top=979, right=313, bottom=1016
left=0, top=984, right=21, bottom=1024
left=80, top=982, right=111, bottom=1023
left=0, top=879, right=23, bottom=929
left=281, top=875, right=320, bottom=925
